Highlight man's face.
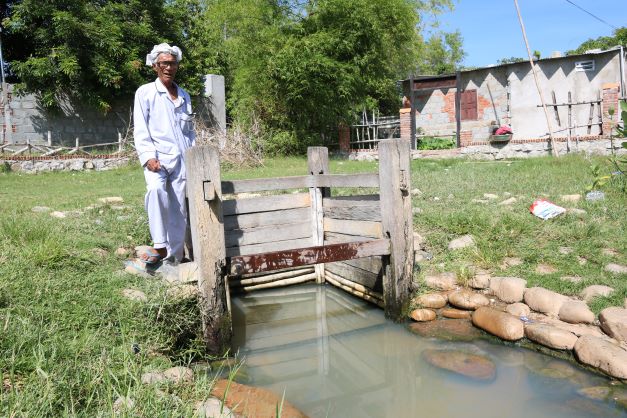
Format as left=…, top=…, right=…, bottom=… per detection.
left=153, top=53, right=178, bottom=85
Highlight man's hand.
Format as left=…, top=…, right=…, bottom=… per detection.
left=146, top=158, right=162, bottom=173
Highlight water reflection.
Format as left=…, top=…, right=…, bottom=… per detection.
left=231, top=284, right=626, bottom=418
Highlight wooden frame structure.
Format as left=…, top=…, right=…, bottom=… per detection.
left=185, top=140, right=414, bottom=355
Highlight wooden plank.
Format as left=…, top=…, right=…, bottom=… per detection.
left=223, top=193, right=310, bottom=216
left=323, top=204, right=381, bottom=222
left=324, top=218, right=382, bottom=238
left=378, top=139, right=414, bottom=320
left=224, top=207, right=310, bottom=231
left=322, top=195, right=379, bottom=207
left=221, top=173, right=379, bottom=194
left=185, top=145, right=231, bottom=355
left=222, top=176, right=310, bottom=193
left=229, top=239, right=391, bottom=275
left=325, top=261, right=380, bottom=290
left=324, top=232, right=371, bottom=243
left=342, top=256, right=383, bottom=274
left=324, top=249, right=383, bottom=274
left=225, top=221, right=311, bottom=247
left=315, top=174, right=379, bottom=188
left=226, top=238, right=313, bottom=257
left=308, top=147, right=329, bottom=284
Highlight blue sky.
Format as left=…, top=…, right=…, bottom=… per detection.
left=434, top=0, right=627, bottom=67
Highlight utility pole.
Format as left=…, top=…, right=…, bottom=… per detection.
left=513, top=0, right=559, bottom=157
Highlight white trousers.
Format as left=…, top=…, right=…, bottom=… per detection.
left=143, top=155, right=187, bottom=262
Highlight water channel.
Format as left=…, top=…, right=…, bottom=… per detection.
left=231, top=283, right=626, bottom=418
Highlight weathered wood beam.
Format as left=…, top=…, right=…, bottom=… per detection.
left=185, top=145, right=231, bottom=356
left=228, top=239, right=390, bottom=276
left=221, top=173, right=379, bottom=194
left=378, top=139, right=413, bottom=320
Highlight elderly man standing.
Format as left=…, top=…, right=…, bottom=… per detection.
left=132, top=43, right=195, bottom=266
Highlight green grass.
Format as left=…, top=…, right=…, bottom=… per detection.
left=0, top=153, right=625, bottom=415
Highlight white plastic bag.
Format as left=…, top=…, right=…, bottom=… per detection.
left=529, top=199, right=566, bottom=220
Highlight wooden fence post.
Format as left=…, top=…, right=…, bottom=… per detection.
left=185, top=145, right=231, bottom=355
left=378, top=139, right=413, bottom=320
left=307, top=147, right=329, bottom=284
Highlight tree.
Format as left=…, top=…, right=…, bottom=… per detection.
left=179, top=0, right=462, bottom=153
left=2, top=0, right=181, bottom=111
left=567, top=27, right=627, bottom=55
left=418, top=31, right=464, bottom=75
left=496, top=56, right=525, bottom=65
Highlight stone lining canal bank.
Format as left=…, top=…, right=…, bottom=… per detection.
left=409, top=269, right=627, bottom=381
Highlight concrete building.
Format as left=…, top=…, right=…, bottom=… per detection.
left=399, top=47, right=626, bottom=157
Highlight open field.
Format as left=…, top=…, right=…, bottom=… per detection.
left=0, top=153, right=625, bottom=415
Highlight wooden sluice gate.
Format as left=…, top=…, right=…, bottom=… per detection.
left=185, top=140, right=414, bottom=354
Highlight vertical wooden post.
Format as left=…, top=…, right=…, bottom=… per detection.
left=47, top=131, right=52, bottom=147
left=185, top=145, right=231, bottom=355
left=307, top=147, right=329, bottom=284
left=378, top=139, right=413, bottom=320
left=409, top=75, right=416, bottom=150
left=455, top=71, right=462, bottom=148
left=118, top=132, right=123, bottom=153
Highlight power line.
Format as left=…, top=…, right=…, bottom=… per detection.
left=563, top=0, right=617, bottom=30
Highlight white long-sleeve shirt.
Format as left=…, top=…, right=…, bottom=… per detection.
left=133, top=78, right=196, bottom=167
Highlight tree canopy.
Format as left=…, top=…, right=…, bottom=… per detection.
left=2, top=0, right=464, bottom=153
left=567, top=27, right=627, bottom=55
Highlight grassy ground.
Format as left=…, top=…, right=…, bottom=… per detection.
left=0, top=153, right=625, bottom=415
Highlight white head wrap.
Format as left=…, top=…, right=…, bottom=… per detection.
left=145, top=43, right=183, bottom=66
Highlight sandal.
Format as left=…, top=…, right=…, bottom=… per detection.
left=138, top=247, right=164, bottom=265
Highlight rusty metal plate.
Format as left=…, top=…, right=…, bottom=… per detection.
left=229, top=239, right=390, bottom=276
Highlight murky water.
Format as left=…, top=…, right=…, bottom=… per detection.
left=231, top=284, right=626, bottom=418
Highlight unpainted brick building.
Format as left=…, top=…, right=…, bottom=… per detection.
left=400, top=47, right=626, bottom=149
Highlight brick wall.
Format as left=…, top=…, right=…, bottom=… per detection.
left=602, top=82, right=620, bottom=135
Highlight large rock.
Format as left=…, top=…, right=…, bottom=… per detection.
left=448, top=235, right=475, bottom=250
left=527, top=314, right=607, bottom=338
left=195, top=398, right=234, bottom=418
left=599, top=307, right=627, bottom=343
left=211, top=379, right=308, bottom=418
left=424, top=272, right=457, bottom=290
left=472, top=307, right=524, bottom=341
left=441, top=308, right=472, bottom=319
left=163, top=366, right=194, bottom=384
left=605, top=263, right=627, bottom=274
left=574, top=335, right=627, bottom=379
left=580, top=285, right=614, bottom=303
left=489, top=277, right=526, bottom=303
left=413, top=293, right=447, bottom=309
left=409, top=308, right=436, bottom=322
left=448, top=289, right=490, bottom=310
left=506, top=302, right=530, bottom=317
left=558, top=300, right=595, bottom=324
left=469, top=269, right=491, bottom=289
left=523, top=287, right=568, bottom=316
left=422, top=349, right=496, bottom=381
left=524, top=323, right=578, bottom=350
left=408, top=318, right=482, bottom=341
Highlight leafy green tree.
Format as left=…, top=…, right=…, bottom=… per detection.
left=567, top=27, right=627, bottom=55
left=2, top=0, right=181, bottom=111
left=418, top=31, right=464, bottom=75
left=180, top=0, right=462, bottom=153
left=496, top=56, right=525, bottom=65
